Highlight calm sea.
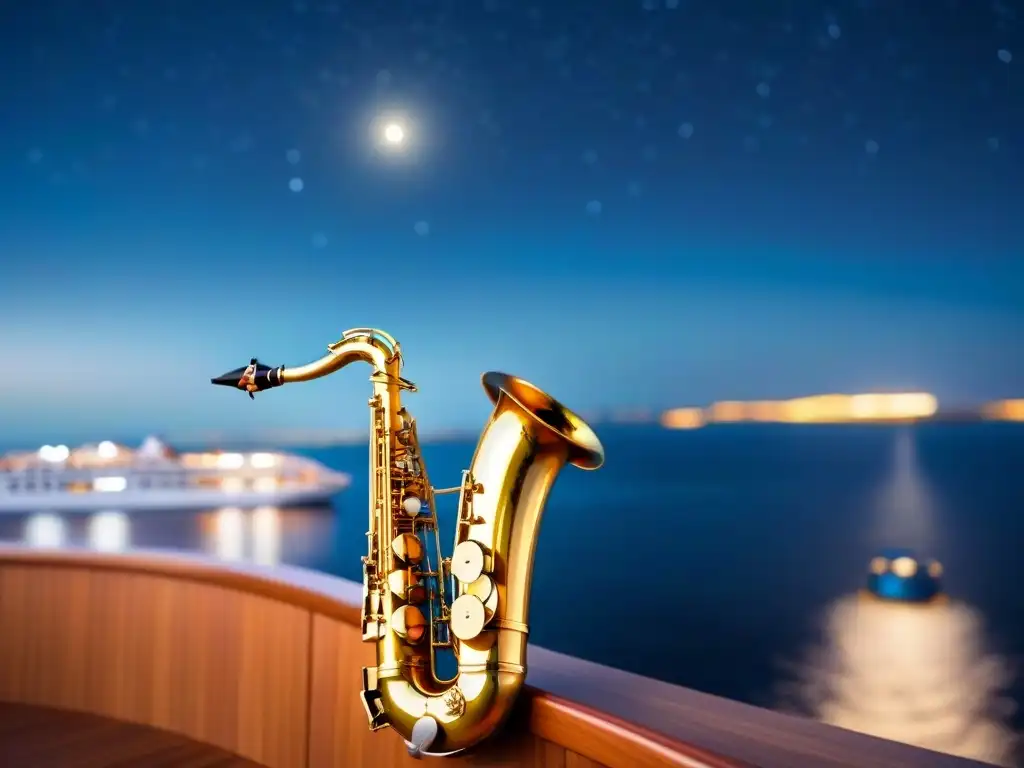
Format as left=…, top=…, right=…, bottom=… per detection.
left=2, top=424, right=1023, bottom=763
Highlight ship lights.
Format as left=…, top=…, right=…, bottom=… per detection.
left=38, top=444, right=70, bottom=462
left=216, top=452, right=245, bottom=469
left=97, top=440, right=119, bottom=459
left=93, top=476, right=127, bottom=492
left=249, top=452, right=278, bottom=468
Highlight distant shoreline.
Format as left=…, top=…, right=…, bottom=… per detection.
left=180, top=417, right=1021, bottom=450
left=3, top=415, right=1019, bottom=455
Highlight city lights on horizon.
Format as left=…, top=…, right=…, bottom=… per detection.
left=663, top=391, right=938, bottom=429
left=981, top=399, right=1024, bottom=422
left=170, top=393, right=1024, bottom=444
left=6, top=395, right=1021, bottom=453
left=662, top=395, right=1024, bottom=429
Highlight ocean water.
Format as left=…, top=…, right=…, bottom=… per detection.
left=2, top=423, right=1023, bottom=763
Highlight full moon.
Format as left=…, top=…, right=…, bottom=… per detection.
left=382, top=123, right=405, bottom=145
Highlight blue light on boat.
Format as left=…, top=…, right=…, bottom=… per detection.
left=865, top=548, right=943, bottom=603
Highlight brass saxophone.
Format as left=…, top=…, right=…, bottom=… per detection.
left=212, top=327, right=604, bottom=757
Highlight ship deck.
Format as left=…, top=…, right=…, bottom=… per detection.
left=0, top=546, right=999, bottom=768
left=0, top=702, right=265, bottom=767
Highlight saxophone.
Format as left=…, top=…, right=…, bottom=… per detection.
left=212, top=328, right=604, bottom=757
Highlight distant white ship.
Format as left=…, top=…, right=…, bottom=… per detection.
left=0, top=436, right=350, bottom=512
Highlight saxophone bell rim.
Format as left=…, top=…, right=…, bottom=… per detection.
left=481, top=371, right=604, bottom=470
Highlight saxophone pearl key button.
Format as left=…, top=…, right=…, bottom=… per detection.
left=402, top=496, right=422, bottom=516
left=449, top=594, right=486, bottom=640
left=451, top=541, right=485, bottom=584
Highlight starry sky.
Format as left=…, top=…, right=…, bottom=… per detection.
left=0, top=0, right=1021, bottom=445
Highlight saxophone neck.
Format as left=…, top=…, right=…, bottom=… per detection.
left=209, top=327, right=417, bottom=397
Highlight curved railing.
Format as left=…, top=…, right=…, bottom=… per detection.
left=0, top=547, right=985, bottom=768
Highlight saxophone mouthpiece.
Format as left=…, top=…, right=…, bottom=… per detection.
left=210, top=358, right=284, bottom=399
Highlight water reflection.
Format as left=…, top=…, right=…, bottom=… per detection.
left=88, top=511, right=130, bottom=552
left=212, top=506, right=246, bottom=561
left=195, top=505, right=335, bottom=566
left=24, top=513, right=66, bottom=548
left=13, top=505, right=335, bottom=568
left=207, top=506, right=282, bottom=565
left=781, top=593, right=1018, bottom=766
left=869, top=429, right=942, bottom=553
left=251, top=506, right=281, bottom=565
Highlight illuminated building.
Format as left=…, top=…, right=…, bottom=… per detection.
left=981, top=399, right=1024, bottom=422
left=661, top=392, right=939, bottom=428
left=659, top=407, right=705, bottom=429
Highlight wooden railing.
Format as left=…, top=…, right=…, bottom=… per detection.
left=0, top=547, right=990, bottom=768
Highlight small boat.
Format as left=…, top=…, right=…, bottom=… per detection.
left=0, top=436, right=350, bottom=512
left=864, top=548, right=944, bottom=603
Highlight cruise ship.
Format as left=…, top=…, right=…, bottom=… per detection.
left=0, top=436, right=350, bottom=512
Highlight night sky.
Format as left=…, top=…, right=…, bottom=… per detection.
left=1, top=1, right=1021, bottom=444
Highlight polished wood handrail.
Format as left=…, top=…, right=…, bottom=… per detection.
left=0, top=547, right=989, bottom=768
left=0, top=548, right=364, bottom=624
left=529, top=694, right=744, bottom=768
left=0, top=546, right=745, bottom=768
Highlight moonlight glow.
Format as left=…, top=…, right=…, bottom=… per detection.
left=383, top=122, right=405, bottom=145
left=368, top=110, right=417, bottom=157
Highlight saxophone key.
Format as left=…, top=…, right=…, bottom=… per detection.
left=466, top=575, right=498, bottom=622
left=391, top=604, right=428, bottom=644
left=451, top=540, right=485, bottom=583
left=465, top=574, right=493, bottom=603
left=369, top=590, right=381, bottom=613
left=388, top=569, right=427, bottom=605
left=391, top=533, right=423, bottom=563
left=401, top=495, right=423, bottom=516
left=360, top=666, right=389, bottom=730
left=449, top=594, right=487, bottom=641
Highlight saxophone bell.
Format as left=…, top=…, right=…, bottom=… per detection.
left=481, top=371, right=604, bottom=470
left=211, top=358, right=285, bottom=399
